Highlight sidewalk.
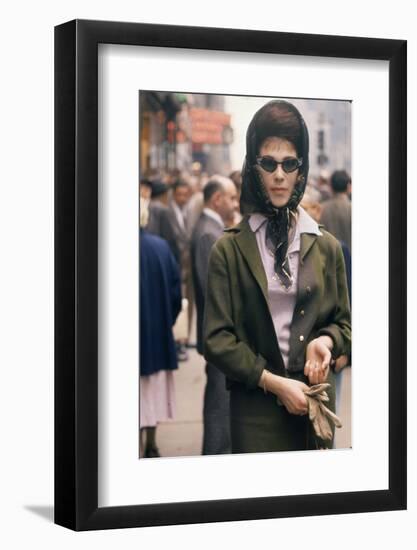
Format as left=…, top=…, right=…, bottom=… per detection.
left=157, top=348, right=205, bottom=458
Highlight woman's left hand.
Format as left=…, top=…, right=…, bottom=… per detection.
left=304, top=336, right=333, bottom=385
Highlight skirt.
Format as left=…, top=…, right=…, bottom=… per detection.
left=229, top=369, right=336, bottom=453
left=139, top=370, right=176, bottom=428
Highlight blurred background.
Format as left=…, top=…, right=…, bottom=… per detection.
left=139, top=91, right=351, bottom=458
left=139, top=91, right=351, bottom=182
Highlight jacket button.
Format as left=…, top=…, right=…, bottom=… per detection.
left=299, top=335, right=304, bottom=342
left=300, top=309, right=305, bottom=316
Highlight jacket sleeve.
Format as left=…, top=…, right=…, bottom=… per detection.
left=317, top=241, right=351, bottom=359
left=202, top=239, right=266, bottom=389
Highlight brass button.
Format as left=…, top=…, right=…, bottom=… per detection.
left=299, top=335, right=304, bottom=342
left=300, top=309, right=305, bottom=316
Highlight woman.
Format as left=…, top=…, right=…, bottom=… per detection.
left=203, top=100, right=351, bottom=453
left=139, top=197, right=182, bottom=458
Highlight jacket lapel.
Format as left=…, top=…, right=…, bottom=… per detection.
left=296, top=233, right=321, bottom=309
left=300, top=233, right=318, bottom=262
left=232, top=217, right=269, bottom=304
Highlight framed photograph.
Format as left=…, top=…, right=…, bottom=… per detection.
left=55, top=19, right=406, bottom=530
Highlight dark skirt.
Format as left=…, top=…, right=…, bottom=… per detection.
left=229, top=369, right=336, bottom=454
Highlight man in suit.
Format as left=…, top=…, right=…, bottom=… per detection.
left=167, top=179, right=192, bottom=360
left=139, top=179, right=182, bottom=263
left=320, top=170, right=352, bottom=253
left=191, top=175, right=239, bottom=455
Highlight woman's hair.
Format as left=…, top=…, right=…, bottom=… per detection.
left=240, top=100, right=309, bottom=215
left=253, top=101, right=303, bottom=156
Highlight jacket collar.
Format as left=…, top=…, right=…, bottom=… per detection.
left=248, top=206, right=322, bottom=236
left=297, top=207, right=323, bottom=261
left=227, top=209, right=322, bottom=300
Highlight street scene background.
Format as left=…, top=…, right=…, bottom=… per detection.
left=139, top=91, right=352, bottom=458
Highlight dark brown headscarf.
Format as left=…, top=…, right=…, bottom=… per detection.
left=240, top=100, right=309, bottom=288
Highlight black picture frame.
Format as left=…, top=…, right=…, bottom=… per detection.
left=54, top=19, right=407, bottom=531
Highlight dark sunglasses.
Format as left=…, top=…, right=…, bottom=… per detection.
left=255, top=156, right=303, bottom=174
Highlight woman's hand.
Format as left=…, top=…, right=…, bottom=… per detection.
left=304, top=336, right=333, bottom=385
left=260, top=371, right=309, bottom=415
left=277, top=378, right=310, bottom=415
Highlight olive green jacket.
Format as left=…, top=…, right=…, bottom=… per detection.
left=202, top=215, right=351, bottom=390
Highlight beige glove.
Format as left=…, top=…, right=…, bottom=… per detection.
left=303, top=383, right=342, bottom=442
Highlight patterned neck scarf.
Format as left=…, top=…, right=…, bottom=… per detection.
left=265, top=207, right=293, bottom=289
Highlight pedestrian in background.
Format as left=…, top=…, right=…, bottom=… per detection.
left=320, top=170, right=352, bottom=253
left=316, top=169, right=332, bottom=202
left=229, top=170, right=243, bottom=227
left=168, top=179, right=193, bottom=361
left=140, top=179, right=180, bottom=261
left=139, top=198, right=182, bottom=458
left=191, top=175, right=239, bottom=455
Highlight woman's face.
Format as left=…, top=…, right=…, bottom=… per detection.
left=256, top=137, right=299, bottom=208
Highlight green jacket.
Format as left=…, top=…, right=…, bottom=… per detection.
left=203, top=215, right=351, bottom=390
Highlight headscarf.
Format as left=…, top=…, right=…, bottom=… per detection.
left=240, top=100, right=309, bottom=289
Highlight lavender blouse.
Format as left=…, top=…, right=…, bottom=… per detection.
left=249, top=206, right=322, bottom=369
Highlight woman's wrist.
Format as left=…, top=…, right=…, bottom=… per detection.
left=258, top=369, right=269, bottom=393
left=258, top=369, right=285, bottom=396
left=314, top=335, right=334, bottom=351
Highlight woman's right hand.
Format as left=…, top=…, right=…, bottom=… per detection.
left=260, top=371, right=309, bottom=416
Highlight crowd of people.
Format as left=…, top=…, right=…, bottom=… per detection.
left=139, top=100, right=352, bottom=458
